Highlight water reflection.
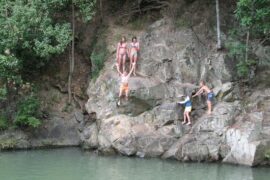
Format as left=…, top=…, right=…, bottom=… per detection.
left=0, top=148, right=269, bottom=180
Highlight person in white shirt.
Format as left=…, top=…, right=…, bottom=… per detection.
left=178, top=95, right=192, bottom=125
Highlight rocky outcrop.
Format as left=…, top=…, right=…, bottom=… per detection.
left=0, top=111, right=81, bottom=150
left=162, top=102, right=240, bottom=161
left=82, top=17, right=270, bottom=166
left=96, top=114, right=177, bottom=157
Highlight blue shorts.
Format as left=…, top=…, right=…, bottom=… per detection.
left=207, top=92, right=214, bottom=101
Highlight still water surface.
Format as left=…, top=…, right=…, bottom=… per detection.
left=0, top=148, right=269, bottom=180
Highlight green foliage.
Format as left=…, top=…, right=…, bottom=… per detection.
left=175, top=18, right=190, bottom=29
left=0, top=138, right=17, bottom=149
left=0, top=54, right=20, bottom=81
left=128, top=15, right=150, bottom=30
left=0, top=0, right=72, bottom=84
left=91, top=35, right=108, bottom=79
left=236, top=0, right=270, bottom=36
left=0, top=114, right=8, bottom=130
left=236, top=59, right=256, bottom=77
left=0, top=86, right=7, bottom=100
left=226, top=38, right=256, bottom=77
left=265, top=149, right=270, bottom=159
left=227, top=0, right=270, bottom=78
left=0, top=0, right=97, bottom=130
left=75, top=0, right=96, bottom=22
left=14, top=95, right=41, bottom=128
left=0, top=0, right=96, bottom=82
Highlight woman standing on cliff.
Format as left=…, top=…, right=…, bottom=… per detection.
left=128, top=36, right=140, bottom=76
left=116, top=36, right=128, bottom=74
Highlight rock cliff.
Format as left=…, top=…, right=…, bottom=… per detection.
left=82, top=17, right=270, bottom=166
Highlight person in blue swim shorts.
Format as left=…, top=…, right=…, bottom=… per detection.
left=193, top=80, right=214, bottom=115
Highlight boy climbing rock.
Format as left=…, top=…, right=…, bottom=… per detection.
left=193, top=80, right=214, bottom=114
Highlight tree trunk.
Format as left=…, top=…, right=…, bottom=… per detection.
left=245, top=30, right=250, bottom=62
left=99, top=0, right=103, bottom=20
left=68, top=3, right=75, bottom=104
left=216, top=0, right=222, bottom=50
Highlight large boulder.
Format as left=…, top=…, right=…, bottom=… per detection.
left=0, top=111, right=81, bottom=150
left=223, top=112, right=270, bottom=166
left=95, top=114, right=177, bottom=157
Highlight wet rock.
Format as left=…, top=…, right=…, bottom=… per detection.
left=81, top=123, right=99, bottom=149
left=98, top=115, right=136, bottom=156
left=74, top=111, right=84, bottom=123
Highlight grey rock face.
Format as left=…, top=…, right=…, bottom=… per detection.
left=163, top=102, right=239, bottom=162
left=83, top=18, right=270, bottom=166
left=0, top=111, right=81, bottom=150
left=223, top=112, right=270, bottom=166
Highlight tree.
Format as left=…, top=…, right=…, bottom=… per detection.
left=0, top=0, right=72, bottom=94
left=0, top=0, right=96, bottom=104
left=67, top=0, right=96, bottom=104
left=228, top=0, right=270, bottom=77
left=215, top=0, right=222, bottom=49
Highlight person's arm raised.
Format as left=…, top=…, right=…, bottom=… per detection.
left=193, top=87, right=204, bottom=97
left=116, top=63, right=123, bottom=76
left=178, top=96, right=189, bottom=104
left=127, top=44, right=131, bottom=58
left=127, top=63, right=135, bottom=77
left=116, top=43, right=120, bottom=60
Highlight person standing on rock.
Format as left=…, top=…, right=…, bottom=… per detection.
left=128, top=36, right=140, bottom=76
left=116, top=63, right=135, bottom=106
left=178, top=95, right=192, bottom=125
left=193, top=81, right=214, bottom=114
left=116, top=36, right=128, bottom=74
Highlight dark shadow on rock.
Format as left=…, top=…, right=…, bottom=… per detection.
left=116, top=96, right=153, bottom=116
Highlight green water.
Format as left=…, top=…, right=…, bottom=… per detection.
left=0, top=148, right=269, bottom=180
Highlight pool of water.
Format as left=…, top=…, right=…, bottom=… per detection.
left=0, top=148, right=269, bottom=180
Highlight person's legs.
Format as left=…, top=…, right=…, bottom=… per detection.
left=118, top=86, right=124, bottom=106
left=118, top=54, right=123, bottom=75
left=133, top=55, right=138, bottom=76
left=186, top=111, right=191, bottom=125
left=124, top=87, right=129, bottom=101
left=207, top=92, right=214, bottom=114
left=122, top=54, right=126, bottom=72
left=182, top=112, right=187, bottom=124
left=130, top=55, right=134, bottom=70
left=207, top=100, right=212, bottom=114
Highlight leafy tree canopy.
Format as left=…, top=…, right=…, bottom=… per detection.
left=236, top=0, right=270, bottom=36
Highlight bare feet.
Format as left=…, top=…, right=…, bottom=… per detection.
left=117, top=100, right=121, bottom=106
left=186, top=122, right=191, bottom=126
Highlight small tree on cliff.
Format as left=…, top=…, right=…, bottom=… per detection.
left=234, top=0, right=270, bottom=77
left=67, top=0, right=96, bottom=104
